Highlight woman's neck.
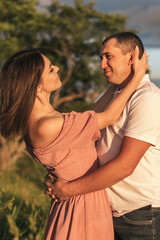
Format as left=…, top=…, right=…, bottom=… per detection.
left=36, top=92, right=53, bottom=112
left=30, top=92, right=60, bottom=122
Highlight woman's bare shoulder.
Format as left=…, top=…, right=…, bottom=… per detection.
left=31, top=114, right=64, bottom=148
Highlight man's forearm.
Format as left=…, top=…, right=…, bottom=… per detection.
left=45, top=137, right=150, bottom=201
left=67, top=137, right=150, bottom=197
left=67, top=156, right=129, bottom=196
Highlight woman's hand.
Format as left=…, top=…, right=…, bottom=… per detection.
left=132, top=46, right=150, bottom=80
left=44, top=173, right=71, bottom=202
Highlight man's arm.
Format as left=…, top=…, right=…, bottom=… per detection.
left=44, top=136, right=150, bottom=200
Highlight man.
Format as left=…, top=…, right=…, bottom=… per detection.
left=44, top=32, right=160, bottom=239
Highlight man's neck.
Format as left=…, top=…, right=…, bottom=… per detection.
left=118, top=71, right=134, bottom=90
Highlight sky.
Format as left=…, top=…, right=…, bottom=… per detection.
left=39, top=0, right=160, bottom=80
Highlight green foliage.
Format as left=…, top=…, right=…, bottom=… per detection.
left=0, top=156, right=50, bottom=240
left=40, top=0, right=131, bottom=109
left=0, top=0, right=46, bottom=66
left=0, top=0, right=132, bottom=109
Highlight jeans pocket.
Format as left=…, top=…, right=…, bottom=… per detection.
left=122, top=214, right=153, bottom=226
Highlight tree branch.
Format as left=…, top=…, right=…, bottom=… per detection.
left=53, top=92, right=84, bottom=108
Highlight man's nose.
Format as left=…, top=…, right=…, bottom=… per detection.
left=101, top=59, right=107, bottom=69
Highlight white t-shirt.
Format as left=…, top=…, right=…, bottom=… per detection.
left=97, top=74, right=160, bottom=217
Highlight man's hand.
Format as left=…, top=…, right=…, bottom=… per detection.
left=44, top=173, right=71, bottom=201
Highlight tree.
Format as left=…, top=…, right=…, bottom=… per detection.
left=0, top=0, right=46, bottom=67
left=39, top=0, right=131, bottom=110
left=0, top=0, right=48, bottom=169
left=0, top=0, right=132, bottom=110
left=0, top=0, right=134, bottom=168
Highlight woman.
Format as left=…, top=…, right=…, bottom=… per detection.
left=0, top=48, right=148, bottom=240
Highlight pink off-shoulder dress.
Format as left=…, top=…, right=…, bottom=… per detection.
left=26, top=111, right=114, bottom=240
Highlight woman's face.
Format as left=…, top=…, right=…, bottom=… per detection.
left=38, top=54, right=62, bottom=94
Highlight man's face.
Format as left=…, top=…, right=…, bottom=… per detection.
left=100, top=38, right=133, bottom=87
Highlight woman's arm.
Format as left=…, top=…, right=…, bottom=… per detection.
left=91, top=84, right=117, bottom=113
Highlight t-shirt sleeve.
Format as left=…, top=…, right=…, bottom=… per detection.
left=124, top=93, right=160, bottom=146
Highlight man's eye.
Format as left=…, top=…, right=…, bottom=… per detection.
left=106, top=55, right=111, bottom=59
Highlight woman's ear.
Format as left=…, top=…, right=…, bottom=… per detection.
left=37, top=85, right=42, bottom=93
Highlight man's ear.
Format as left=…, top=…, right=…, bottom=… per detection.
left=128, top=50, right=135, bottom=65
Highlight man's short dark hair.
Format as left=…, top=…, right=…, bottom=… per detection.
left=103, top=32, right=144, bottom=59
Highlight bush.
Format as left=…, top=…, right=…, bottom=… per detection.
left=0, top=156, right=50, bottom=240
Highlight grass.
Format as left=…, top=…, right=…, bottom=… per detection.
left=0, top=155, right=51, bottom=240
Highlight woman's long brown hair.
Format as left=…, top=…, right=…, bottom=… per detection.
left=0, top=49, right=44, bottom=138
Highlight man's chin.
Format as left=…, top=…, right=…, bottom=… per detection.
left=106, top=76, right=112, bottom=84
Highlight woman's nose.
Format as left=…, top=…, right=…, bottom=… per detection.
left=55, top=66, right=59, bottom=72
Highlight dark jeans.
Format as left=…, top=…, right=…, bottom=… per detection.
left=113, top=205, right=160, bottom=240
